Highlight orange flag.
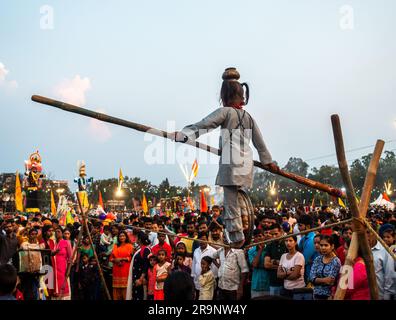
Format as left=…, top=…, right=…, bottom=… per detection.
left=142, top=193, right=148, bottom=214
left=15, top=171, right=23, bottom=212
left=200, top=190, right=208, bottom=213
left=98, top=190, right=104, bottom=209
left=383, top=192, right=391, bottom=202
left=50, top=190, right=57, bottom=216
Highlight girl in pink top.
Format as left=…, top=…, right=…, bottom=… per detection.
left=147, top=255, right=158, bottom=300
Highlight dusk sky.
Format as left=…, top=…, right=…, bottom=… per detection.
left=1, top=0, right=396, bottom=190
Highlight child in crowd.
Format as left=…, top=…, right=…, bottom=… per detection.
left=198, top=256, right=216, bottom=300
left=175, top=242, right=193, bottom=270
left=154, top=249, right=171, bottom=300
left=172, top=253, right=191, bottom=274
left=146, top=254, right=158, bottom=300
left=78, top=254, right=100, bottom=300
left=99, top=225, right=113, bottom=254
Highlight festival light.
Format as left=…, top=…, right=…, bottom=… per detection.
left=115, top=189, right=123, bottom=197
left=384, top=181, right=392, bottom=195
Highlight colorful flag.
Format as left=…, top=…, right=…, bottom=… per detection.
left=142, top=193, right=148, bottom=214
left=200, top=190, right=208, bottom=213
left=50, top=190, right=57, bottom=216
left=276, top=200, right=283, bottom=211
left=382, top=192, right=391, bottom=202
left=15, top=171, right=23, bottom=212
left=210, top=195, right=215, bottom=206
left=118, top=168, right=124, bottom=190
left=98, top=190, right=104, bottom=209
left=190, top=159, right=199, bottom=181
left=338, top=197, right=346, bottom=208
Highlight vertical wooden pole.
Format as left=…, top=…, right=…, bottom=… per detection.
left=76, top=192, right=112, bottom=300
left=334, top=140, right=384, bottom=299
left=331, top=114, right=379, bottom=300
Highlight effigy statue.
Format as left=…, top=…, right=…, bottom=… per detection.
left=74, top=161, right=93, bottom=211
left=23, top=150, right=45, bottom=213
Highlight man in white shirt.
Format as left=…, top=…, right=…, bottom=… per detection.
left=367, top=228, right=396, bottom=300
left=191, top=232, right=218, bottom=298
left=212, top=243, right=249, bottom=301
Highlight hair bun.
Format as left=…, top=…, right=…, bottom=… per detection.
left=222, top=67, right=240, bottom=81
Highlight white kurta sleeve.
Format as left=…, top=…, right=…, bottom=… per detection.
left=181, top=108, right=227, bottom=141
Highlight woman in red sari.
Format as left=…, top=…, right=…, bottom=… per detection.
left=110, top=230, right=133, bottom=300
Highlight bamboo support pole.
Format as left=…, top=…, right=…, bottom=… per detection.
left=77, top=193, right=112, bottom=300
left=31, top=95, right=344, bottom=198
left=334, top=140, right=384, bottom=300
left=331, top=114, right=379, bottom=300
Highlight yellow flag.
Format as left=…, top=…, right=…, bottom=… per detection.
left=118, top=168, right=124, bottom=188
left=15, top=171, right=23, bottom=212
left=51, top=190, right=57, bottom=216
left=142, top=193, right=148, bottom=214
left=276, top=200, right=283, bottom=211
left=210, top=195, right=215, bottom=206
left=338, top=197, right=346, bottom=208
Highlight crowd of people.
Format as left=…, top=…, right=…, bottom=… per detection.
left=0, top=204, right=395, bottom=301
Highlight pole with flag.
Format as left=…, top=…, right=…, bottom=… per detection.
left=50, top=190, right=57, bottom=216
left=200, top=190, right=208, bottom=213
left=338, top=197, right=346, bottom=208
left=15, top=171, right=24, bottom=212
left=190, top=159, right=199, bottom=183
left=142, top=193, right=148, bottom=215
left=98, top=190, right=104, bottom=209
left=118, top=168, right=124, bottom=191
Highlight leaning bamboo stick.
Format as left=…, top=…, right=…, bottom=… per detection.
left=31, top=95, right=344, bottom=198
left=244, top=218, right=354, bottom=248
left=334, top=139, right=384, bottom=300
left=331, top=114, right=379, bottom=300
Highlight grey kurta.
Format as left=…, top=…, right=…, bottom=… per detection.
left=181, top=107, right=272, bottom=188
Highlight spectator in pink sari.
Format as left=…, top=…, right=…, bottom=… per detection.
left=53, top=227, right=73, bottom=300
left=344, top=249, right=370, bottom=300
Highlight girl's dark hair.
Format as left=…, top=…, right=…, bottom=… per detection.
left=285, top=235, right=300, bottom=251
left=220, top=68, right=249, bottom=107
left=137, top=231, right=150, bottom=246
left=117, top=230, right=131, bottom=244
left=201, top=255, right=213, bottom=265
left=320, top=234, right=335, bottom=246
left=149, top=255, right=158, bottom=262
left=176, top=242, right=187, bottom=250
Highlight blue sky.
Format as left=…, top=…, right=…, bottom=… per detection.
left=1, top=0, right=396, bottom=189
